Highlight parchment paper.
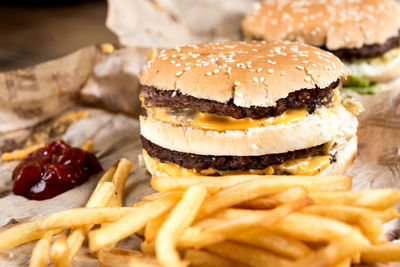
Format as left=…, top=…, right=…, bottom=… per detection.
left=0, top=0, right=399, bottom=266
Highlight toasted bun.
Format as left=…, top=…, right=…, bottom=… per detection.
left=242, top=0, right=400, bottom=50
left=319, top=136, right=357, bottom=175
left=345, top=51, right=400, bottom=83
left=140, top=106, right=357, bottom=156
left=139, top=41, right=346, bottom=108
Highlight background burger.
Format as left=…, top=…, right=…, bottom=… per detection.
left=242, top=0, right=400, bottom=93
left=139, top=41, right=360, bottom=177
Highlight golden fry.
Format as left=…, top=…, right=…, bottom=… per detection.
left=80, top=140, right=93, bottom=152
left=1, top=143, right=44, bottom=161
left=89, top=192, right=183, bottom=252
left=98, top=248, right=159, bottom=267
left=151, top=175, right=351, bottom=193
left=38, top=207, right=134, bottom=231
left=302, top=205, right=383, bottom=244
left=309, top=189, right=400, bottom=210
left=268, top=213, right=362, bottom=242
left=141, top=241, right=155, bottom=255
left=156, top=185, right=207, bottom=267
left=50, top=235, right=69, bottom=267
left=361, top=243, right=400, bottom=263
left=232, top=229, right=311, bottom=260
left=29, top=231, right=53, bottom=267
left=145, top=213, right=167, bottom=243
left=184, top=249, right=248, bottom=267
left=238, top=187, right=307, bottom=209
left=109, top=158, right=133, bottom=207
left=205, top=241, right=291, bottom=267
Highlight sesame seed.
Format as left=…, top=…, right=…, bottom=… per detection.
left=268, top=69, right=274, bottom=74
left=305, top=76, right=312, bottom=82
left=260, top=77, right=265, bottom=82
left=176, top=71, right=183, bottom=76
left=185, top=67, right=191, bottom=71
left=176, top=63, right=181, bottom=67
left=253, top=77, right=259, bottom=83
left=170, top=60, right=176, bottom=64
left=307, top=70, right=313, bottom=75
left=296, top=66, right=304, bottom=70
left=234, top=81, right=241, bottom=86
left=214, top=69, right=220, bottom=73
left=206, top=71, right=212, bottom=76
left=252, top=144, right=259, bottom=149
left=257, top=68, right=263, bottom=72
left=171, top=91, right=177, bottom=97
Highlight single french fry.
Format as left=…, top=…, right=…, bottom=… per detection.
left=108, top=158, right=133, bottom=207
left=145, top=213, right=167, bottom=243
left=334, top=258, right=351, bottom=267
left=309, top=189, right=400, bottom=210
left=205, top=241, right=292, bottom=267
left=141, top=241, right=156, bottom=255
left=302, top=205, right=383, bottom=244
left=377, top=207, right=399, bottom=222
left=89, top=192, right=183, bottom=252
left=291, top=233, right=369, bottom=267
left=80, top=140, right=93, bottom=152
left=0, top=220, right=63, bottom=251
left=183, top=249, right=248, bottom=267
left=361, top=243, right=400, bottom=263
left=237, top=187, right=308, bottom=209
left=267, top=213, right=363, bottom=242
left=156, top=185, right=207, bottom=267
left=151, top=175, right=351, bottom=194
left=1, top=143, right=44, bottom=161
left=231, top=229, right=311, bottom=260
left=97, top=248, right=159, bottom=267
left=29, top=231, right=53, bottom=267
left=50, top=235, right=69, bottom=267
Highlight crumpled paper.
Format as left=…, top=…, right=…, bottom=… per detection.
left=0, top=0, right=399, bottom=266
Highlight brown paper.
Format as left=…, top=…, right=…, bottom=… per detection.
left=0, top=0, right=399, bottom=266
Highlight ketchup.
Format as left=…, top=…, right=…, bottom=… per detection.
left=12, top=140, right=103, bottom=200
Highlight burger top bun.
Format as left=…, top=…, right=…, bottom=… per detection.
left=242, top=0, right=400, bottom=51
left=139, top=41, right=347, bottom=108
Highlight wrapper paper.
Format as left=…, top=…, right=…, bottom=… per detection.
left=0, top=0, right=399, bottom=266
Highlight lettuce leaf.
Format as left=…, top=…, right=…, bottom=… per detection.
left=342, top=75, right=382, bottom=94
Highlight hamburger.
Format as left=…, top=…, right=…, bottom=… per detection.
left=139, top=41, right=360, bottom=177
left=242, top=0, right=400, bottom=93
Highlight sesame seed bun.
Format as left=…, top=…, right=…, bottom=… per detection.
left=139, top=41, right=347, bottom=108
left=242, top=0, right=400, bottom=50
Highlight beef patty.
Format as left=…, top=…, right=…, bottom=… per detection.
left=324, top=30, right=400, bottom=60
left=140, top=80, right=338, bottom=120
left=141, top=136, right=331, bottom=172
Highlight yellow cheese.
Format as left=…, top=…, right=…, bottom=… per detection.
left=151, top=108, right=307, bottom=132
left=277, top=155, right=331, bottom=176
left=143, top=150, right=330, bottom=177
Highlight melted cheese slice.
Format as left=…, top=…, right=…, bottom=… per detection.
left=151, top=108, right=307, bottom=132
left=143, top=150, right=330, bottom=177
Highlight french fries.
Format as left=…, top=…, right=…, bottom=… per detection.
left=1, top=169, right=400, bottom=267
left=29, top=231, right=53, bottom=267
left=89, top=191, right=183, bottom=251
left=156, top=185, right=207, bottom=267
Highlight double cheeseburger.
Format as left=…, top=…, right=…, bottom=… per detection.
left=242, top=0, right=400, bottom=93
left=139, top=41, right=359, bottom=177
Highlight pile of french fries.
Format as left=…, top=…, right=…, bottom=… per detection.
left=1, top=161, right=400, bottom=267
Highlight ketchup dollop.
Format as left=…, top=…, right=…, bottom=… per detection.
left=12, top=140, right=103, bottom=200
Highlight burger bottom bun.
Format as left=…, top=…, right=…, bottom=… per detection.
left=140, top=106, right=357, bottom=156
left=319, top=135, right=357, bottom=176
left=346, top=50, right=400, bottom=83
left=143, top=135, right=358, bottom=177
